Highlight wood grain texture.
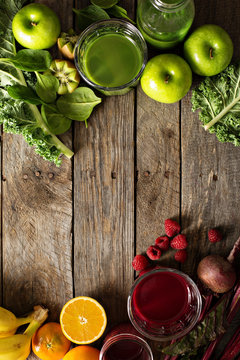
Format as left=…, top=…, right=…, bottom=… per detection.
left=136, top=56, right=181, bottom=360
left=136, top=85, right=181, bottom=267
left=181, top=0, right=240, bottom=277
left=1, top=2, right=73, bottom=359
left=73, top=0, right=135, bottom=327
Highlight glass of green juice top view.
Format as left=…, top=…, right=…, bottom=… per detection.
left=74, top=19, right=148, bottom=96
left=137, top=0, right=195, bottom=49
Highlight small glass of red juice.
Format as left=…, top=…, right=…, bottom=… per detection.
left=128, top=268, right=202, bottom=341
left=99, top=332, right=153, bottom=360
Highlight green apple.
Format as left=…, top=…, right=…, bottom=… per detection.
left=140, top=54, right=192, bottom=104
left=12, top=3, right=61, bottom=50
left=184, top=24, right=233, bottom=76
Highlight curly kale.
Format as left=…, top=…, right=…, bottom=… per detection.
left=0, top=0, right=73, bottom=166
left=0, top=88, right=73, bottom=166
left=191, top=62, right=240, bottom=146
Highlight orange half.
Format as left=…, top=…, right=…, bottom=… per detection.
left=60, top=296, right=107, bottom=344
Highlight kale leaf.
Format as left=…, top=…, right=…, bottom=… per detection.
left=191, top=62, right=240, bottom=146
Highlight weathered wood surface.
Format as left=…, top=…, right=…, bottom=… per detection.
left=1, top=1, right=73, bottom=359
left=0, top=0, right=239, bottom=359
left=74, top=0, right=135, bottom=326
left=181, top=0, right=240, bottom=278
left=136, top=90, right=181, bottom=269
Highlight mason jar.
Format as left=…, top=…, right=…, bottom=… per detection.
left=137, top=0, right=195, bottom=49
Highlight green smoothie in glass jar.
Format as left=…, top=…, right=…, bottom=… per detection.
left=137, top=0, right=195, bottom=49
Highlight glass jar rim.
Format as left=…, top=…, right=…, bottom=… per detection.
left=127, top=268, right=202, bottom=341
left=99, top=333, right=154, bottom=360
left=153, top=0, right=190, bottom=10
left=74, top=19, right=148, bottom=92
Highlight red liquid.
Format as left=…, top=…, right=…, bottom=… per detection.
left=132, top=271, right=189, bottom=325
left=105, top=339, right=143, bottom=360
left=103, top=323, right=151, bottom=360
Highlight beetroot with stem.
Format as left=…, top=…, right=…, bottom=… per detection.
left=197, top=236, right=240, bottom=294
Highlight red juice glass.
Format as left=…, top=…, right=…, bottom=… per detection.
left=99, top=333, right=153, bottom=360
left=127, top=268, right=202, bottom=341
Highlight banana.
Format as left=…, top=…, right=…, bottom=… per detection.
left=0, top=305, right=48, bottom=360
left=0, top=334, right=30, bottom=360
left=0, top=307, right=34, bottom=338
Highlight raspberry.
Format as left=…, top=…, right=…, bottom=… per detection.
left=175, top=250, right=187, bottom=263
left=132, top=255, right=149, bottom=271
left=208, top=229, right=222, bottom=243
left=164, top=219, right=181, bottom=237
left=170, top=234, right=188, bottom=249
left=155, top=236, right=170, bottom=251
left=146, top=245, right=161, bottom=260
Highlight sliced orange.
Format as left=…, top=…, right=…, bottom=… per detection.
left=60, top=296, right=107, bottom=344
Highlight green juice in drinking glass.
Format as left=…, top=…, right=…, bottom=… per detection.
left=74, top=20, right=147, bottom=96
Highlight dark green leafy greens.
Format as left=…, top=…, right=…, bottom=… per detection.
left=192, top=62, right=240, bottom=146
left=41, top=105, right=72, bottom=135
left=7, top=84, right=44, bottom=105
left=0, top=49, right=52, bottom=71
left=90, top=0, right=118, bottom=9
left=73, top=5, right=110, bottom=31
left=35, top=72, right=59, bottom=103
left=73, top=2, right=135, bottom=31
left=56, top=87, right=101, bottom=127
left=0, top=0, right=73, bottom=166
left=106, top=5, right=135, bottom=24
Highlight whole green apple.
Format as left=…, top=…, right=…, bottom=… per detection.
left=12, top=3, right=61, bottom=50
left=184, top=24, right=233, bottom=76
left=140, top=54, right=192, bottom=104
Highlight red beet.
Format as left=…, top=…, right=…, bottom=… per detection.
left=197, top=254, right=236, bottom=293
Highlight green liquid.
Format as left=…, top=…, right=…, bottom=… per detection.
left=137, top=18, right=192, bottom=49
left=137, top=0, right=195, bottom=49
left=83, top=34, right=142, bottom=88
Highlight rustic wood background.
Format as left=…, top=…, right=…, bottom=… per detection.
left=1, top=0, right=240, bottom=359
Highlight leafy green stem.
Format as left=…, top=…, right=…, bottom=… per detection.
left=16, top=68, right=73, bottom=159
left=204, top=94, right=240, bottom=130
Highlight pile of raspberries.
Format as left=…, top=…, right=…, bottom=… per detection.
left=132, top=219, right=222, bottom=272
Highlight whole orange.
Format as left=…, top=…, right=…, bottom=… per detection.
left=32, top=322, right=71, bottom=360
left=63, top=346, right=100, bottom=360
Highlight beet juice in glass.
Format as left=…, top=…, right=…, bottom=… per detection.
left=128, top=268, right=202, bottom=341
left=99, top=323, right=153, bottom=360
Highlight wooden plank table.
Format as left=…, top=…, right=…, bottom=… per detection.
left=1, top=0, right=240, bottom=359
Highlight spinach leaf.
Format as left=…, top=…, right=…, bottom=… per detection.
left=56, top=87, right=101, bottom=126
left=41, top=105, right=72, bottom=135
left=106, top=5, right=135, bottom=24
left=73, top=5, right=110, bottom=31
left=1, top=49, right=52, bottom=71
left=90, top=0, right=119, bottom=9
left=7, top=84, right=43, bottom=105
left=35, top=72, right=59, bottom=103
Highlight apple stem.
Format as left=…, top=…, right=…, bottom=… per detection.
left=209, top=48, right=214, bottom=59
left=165, top=75, right=170, bottom=84
left=31, top=22, right=37, bottom=27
